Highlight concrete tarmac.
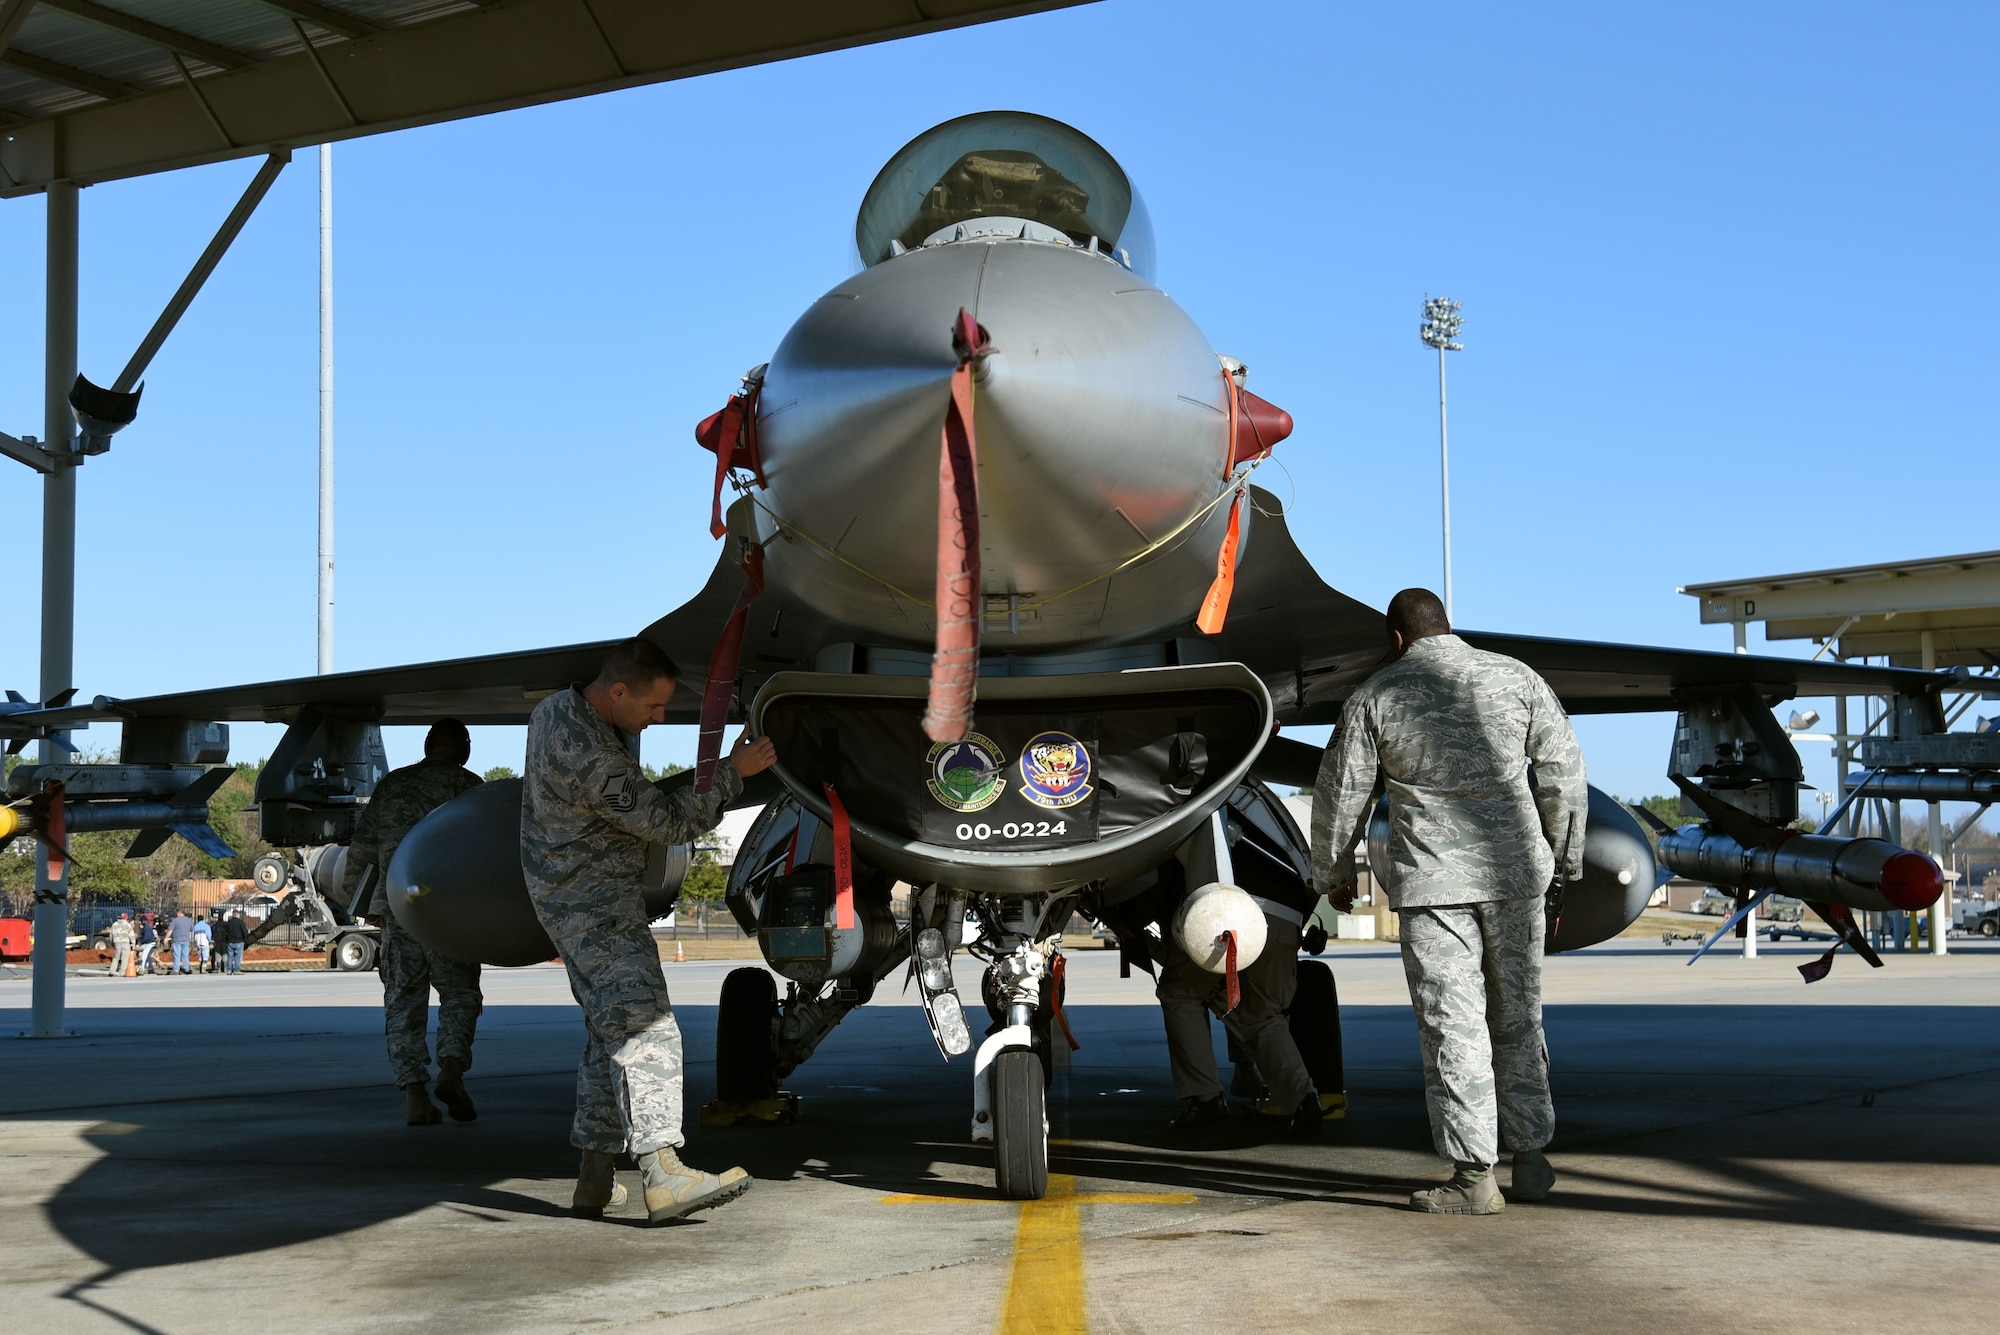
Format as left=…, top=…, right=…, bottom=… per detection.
left=2, top=939, right=1995, bottom=1334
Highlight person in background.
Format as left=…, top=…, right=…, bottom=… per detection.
left=169, top=908, right=193, bottom=975
left=108, top=912, right=135, bottom=977
left=192, top=913, right=212, bottom=972
left=223, top=911, right=247, bottom=975
left=135, top=914, right=158, bottom=974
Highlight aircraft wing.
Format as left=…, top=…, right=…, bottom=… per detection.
left=10, top=543, right=764, bottom=732
left=1217, top=487, right=1936, bottom=725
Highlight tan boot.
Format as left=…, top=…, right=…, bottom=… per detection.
left=1410, top=1164, right=1505, bottom=1215
left=571, top=1149, right=629, bottom=1219
left=434, top=1061, right=477, bottom=1123
left=639, top=1147, right=753, bottom=1225
left=403, top=1082, right=442, bottom=1127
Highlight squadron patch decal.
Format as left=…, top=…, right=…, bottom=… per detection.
left=1018, top=731, right=1093, bottom=809
left=926, top=732, right=1007, bottom=813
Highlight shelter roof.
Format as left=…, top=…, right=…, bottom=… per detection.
left=0, top=0, right=1089, bottom=198
left=1681, top=551, right=2000, bottom=670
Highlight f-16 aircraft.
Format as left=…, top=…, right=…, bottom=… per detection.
left=1, top=112, right=1946, bottom=1199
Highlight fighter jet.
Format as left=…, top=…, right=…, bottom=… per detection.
left=5, top=112, right=1946, bottom=1199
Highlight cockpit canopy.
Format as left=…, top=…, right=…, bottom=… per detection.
left=855, top=111, right=1155, bottom=278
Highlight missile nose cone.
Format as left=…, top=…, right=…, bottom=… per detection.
left=1230, top=388, right=1293, bottom=467
left=1878, top=851, right=1943, bottom=910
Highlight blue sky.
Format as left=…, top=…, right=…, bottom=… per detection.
left=0, top=0, right=1991, bottom=804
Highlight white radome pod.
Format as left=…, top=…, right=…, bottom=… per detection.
left=1172, top=881, right=1266, bottom=973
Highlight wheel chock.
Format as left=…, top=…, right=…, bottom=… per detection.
left=698, top=1092, right=801, bottom=1127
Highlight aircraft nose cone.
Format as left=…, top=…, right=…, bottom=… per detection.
left=750, top=239, right=1242, bottom=644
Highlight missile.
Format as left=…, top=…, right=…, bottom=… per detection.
left=1844, top=771, right=2000, bottom=804
left=387, top=779, right=690, bottom=967
left=1656, top=827, right=1941, bottom=914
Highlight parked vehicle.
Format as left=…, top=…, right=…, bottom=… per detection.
left=1974, top=906, right=2000, bottom=938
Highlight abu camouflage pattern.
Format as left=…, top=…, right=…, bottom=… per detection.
left=1312, top=634, right=1588, bottom=909
left=1399, top=897, right=1552, bottom=1167
left=521, top=685, right=740, bottom=1154
left=380, top=915, right=481, bottom=1086
left=347, top=756, right=485, bottom=1087
left=348, top=757, right=485, bottom=918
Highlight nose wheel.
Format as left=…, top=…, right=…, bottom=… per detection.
left=991, top=1048, right=1048, bottom=1199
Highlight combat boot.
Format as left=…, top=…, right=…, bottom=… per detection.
left=1409, top=1164, right=1505, bottom=1215
left=1510, top=1148, right=1555, bottom=1202
left=434, top=1061, right=477, bottom=1123
left=1288, top=1088, right=1325, bottom=1137
left=1168, top=1094, right=1229, bottom=1129
left=403, top=1082, right=442, bottom=1127
left=638, top=1147, right=753, bottom=1225
left=571, top=1149, right=629, bottom=1219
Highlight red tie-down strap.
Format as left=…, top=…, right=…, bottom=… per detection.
left=922, top=310, right=991, bottom=743
left=1195, top=490, right=1244, bottom=636
left=693, top=544, right=765, bottom=797
left=822, top=783, right=856, bottom=930
left=1049, top=951, right=1080, bottom=1051
left=1221, top=929, right=1241, bottom=1014
left=695, top=377, right=767, bottom=539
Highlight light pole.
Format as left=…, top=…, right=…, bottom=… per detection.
left=1420, top=296, right=1464, bottom=623
left=318, top=143, right=334, bottom=675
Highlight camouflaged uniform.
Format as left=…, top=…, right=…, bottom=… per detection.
left=1312, top=633, right=1586, bottom=1168
left=521, top=686, right=741, bottom=1156
left=348, top=757, right=484, bottom=1088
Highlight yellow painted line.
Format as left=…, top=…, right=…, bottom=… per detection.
left=878, top=1190, right=1194, bottom=1206
left=998, top=1173, right=1084, bottom=1334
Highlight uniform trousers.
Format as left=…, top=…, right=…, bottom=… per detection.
left=541, top=893, right=684, bottom=1156
left=380, top=915, right=483, bottom=1087
left=1156, top=914, right=1315, bottom=1113
left=1398, top=895, right=1553, bottom=1168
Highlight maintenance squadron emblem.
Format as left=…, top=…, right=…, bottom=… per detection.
left=1018, top=731, right=1093, bottom=809
left=926, top=733, right=1007, bottom=812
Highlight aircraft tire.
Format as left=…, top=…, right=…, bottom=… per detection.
left=993, top=1049, right=1048, bottom=1200
left=715, top=967, right=781, bottom=1103
left=1289, top=959, right=1345, bottom=1098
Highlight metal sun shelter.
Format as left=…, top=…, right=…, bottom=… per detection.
left=0, top=0, right=1096, bottom=1038
left=1683, top=551, right=2000, bottom=954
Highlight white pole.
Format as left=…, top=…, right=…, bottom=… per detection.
left=1437, top=345, right=1452, bottom=624
left=317, top=144, right=333, bottom=675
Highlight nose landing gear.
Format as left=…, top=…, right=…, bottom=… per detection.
left=968, top=901, right=1061, bottom=1199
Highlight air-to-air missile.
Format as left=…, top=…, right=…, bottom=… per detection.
left=1656, top=828, right=1941, bottom=915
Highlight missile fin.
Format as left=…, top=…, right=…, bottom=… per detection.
left=44, top=687, right=77, bottom=709
left=5, top=737, right=26, bottom=755
left=171, top=766, right=235, bottom=807
left=1670, top=774, right=1781, bottom=847
left=5, top=690, right=24, bottom=704
left=172, top=823, right=236, bottom=860
left=124, top=827, right=173, bottom=859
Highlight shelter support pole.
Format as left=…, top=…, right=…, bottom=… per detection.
left=1922, top=631, right=1947, bottom=954
left=114, top=150, right=289, bottom=394
left=29, top=181, right=78, bottom=1040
